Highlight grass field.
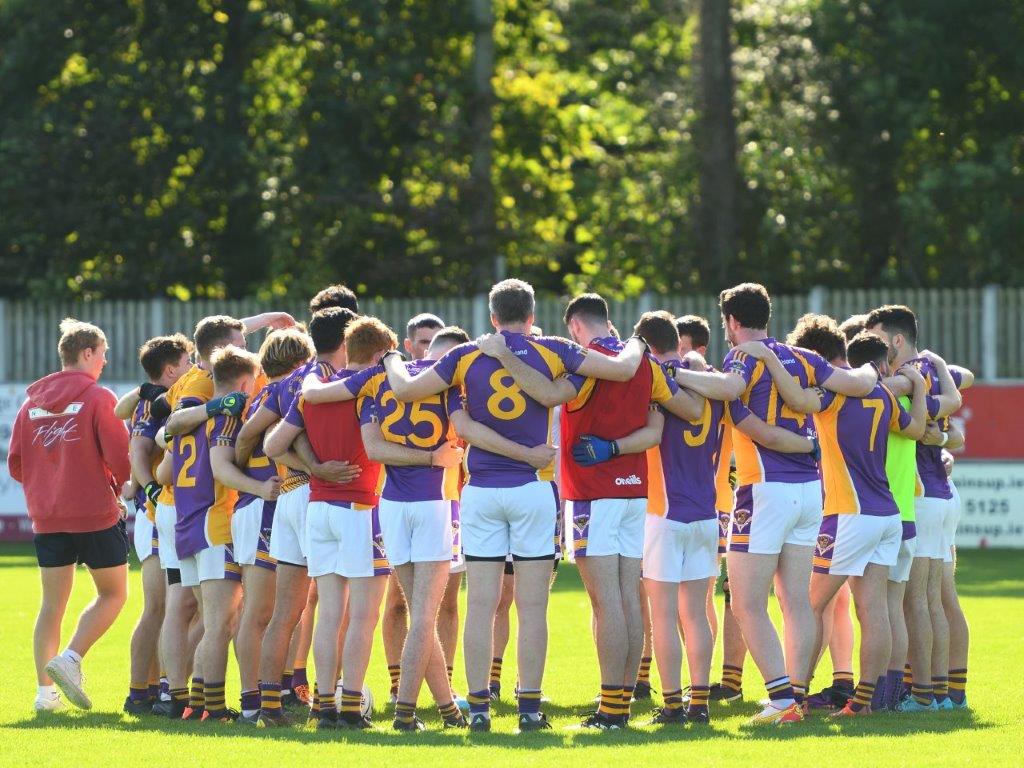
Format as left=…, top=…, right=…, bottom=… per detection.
left=0, top=544, right=1020, bottom=767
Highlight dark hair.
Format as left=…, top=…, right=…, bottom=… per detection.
left=719, top=283, right=771, bottom=330
left=674, top=314, right=711, bottom=349
left=406, top=313, right=445, bottom=340
left=194, top=315, right=244, bottom=360
left=846, top=332, right=890, bottom=369
left=488, top=279, right=535, bottom=325
left=309, top=307, right=357, bottom=355
left=139, top=333, right=193, bottom=381
left=634, top=311, right=680, bottom=355
left=838, top=314, right=868, bottom=342
left=787, top=313, right=847, bottom=363
left=865, top=304, right=918, bottom=345
left=430, top=325, right=471, bottom=351
left=563, top=293, right=609, bottom=326
left=309, top=284, right=359, bottom=315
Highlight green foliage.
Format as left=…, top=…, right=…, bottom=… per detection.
left=0, top=0, right=1021, bottom=300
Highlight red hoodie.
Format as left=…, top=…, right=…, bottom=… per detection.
left=7, top=370, right=130, bottom=534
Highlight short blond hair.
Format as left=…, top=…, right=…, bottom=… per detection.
left=58, top=318, right=106, bottom=366
left=345, top=317, right=397, bottom=365
left=259, top=329, right=314, bottom=378
left=210, top=346, right=260, bottom=388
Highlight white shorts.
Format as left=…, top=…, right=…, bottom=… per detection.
left=379, top=498, right=454, bottom=566
left=889, top=535, right=917, bottom=583
left=914, top=496, right=952, bottom=560
left=231, top=498, right=276, bottom=570
left=305, top=500, right=390, bottom=579
left=178, top=544, right=242, bottom=587
left=567, top=498, right=646, bottom=559
left=269, top=484, right=311, bottom=567
left=813, top=514, right=901, bottom=577
left=133, top=510, right=158, bottom=563
left=944, top=482, right=961, bottom=564
left=460, top=481, right=558, bottom=559
left=643, top=515, right=719, bottom=583
left=730, top=480, right=823, bottom=555
left=155, top=502, right=180, bottom=570
left=450, top=501, right=466, bottom=574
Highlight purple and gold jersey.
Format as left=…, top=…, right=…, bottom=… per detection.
left=130, top=399, right=165, bottom=522
left=158, top=365, right=213, bottom=505
left=341, top=359, right=464, bottom=503
left=267, top=359, right=332, bottom=493
left=647, top=359, right=724, bottom=524
left=723, top=339, right=836, bottom=485
left=173, top=414, right=239, bottom=559
left=815, top=382, right=912, bottom=516
left=907, top=357, right=960, bottom=500
left=431, top=332, right=586, bottom=488
left=226, top=381, right=279, bottom=527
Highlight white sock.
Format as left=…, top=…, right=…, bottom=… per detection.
left=38, top=684, right=58, bottom=698
left=61, top=649, right=82, bottom=665
left=242, top=708, right=259, bottom=718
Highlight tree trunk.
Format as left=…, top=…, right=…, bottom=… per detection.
left=469, top=0, right=497, bottom=289
left=697, top=0, right=738, bottom=286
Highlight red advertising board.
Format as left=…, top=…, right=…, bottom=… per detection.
left=953, top=385, right=1024, bottom=460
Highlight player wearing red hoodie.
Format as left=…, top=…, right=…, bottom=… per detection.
left=7, top=319, right=131, bottom=712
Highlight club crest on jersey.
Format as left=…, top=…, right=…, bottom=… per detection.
left=816, top=533, right=836, bottom=555
left=718, top=511, right=731, bottom=535
left=572, top=513, right=590, bottom=537
left=732, top=509, right=752, bottom=532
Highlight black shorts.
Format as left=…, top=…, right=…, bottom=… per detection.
left=34, top=520, right=129, bottom=569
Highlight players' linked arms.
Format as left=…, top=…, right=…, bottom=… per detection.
left=310, top=460, right=362, bottom=484
left=449, top=409, right=555, bottom=468
left=661, top=388, right=705, bottom=421
left=882, top=374, right=912, bottom=397
left=674, top=367, right=744, bottom=401
left=241, top=311, right=297, bottom=334
left=822, top=364, right=877, bottom=398
left=949, top=365, right=974, bottom=389
left=234, top=406, right=278, bottom=466
left=612, top=409, right=666, bottom=455
left=481, top=336, right=575, bottom=407
left=383, top=352, right=448, bottom=402
left=737, top=343, right=822, bottom=414
left=155, top=451, right=173, bottom=487
left=944, top=422, right=965, bottom=451
left=164, top=403, right=208, bottom=437
left=360, top=422, right=432, bottom=467
left=114, top=387, right=141, bottom=420
left=896, top=365, right=927, bottom=440
left=733, top=410, right=816, bottom=454
left=575, top=336, right=646, bottom=382
left=129, top=434, right=159, bottom=487
left=264, top=419, right=302, bottom=461
left=211, top=445, right=282, bottom=500
left=919, top=351, right=963, bottom=417
left=301, top=371, right=356, bottom=404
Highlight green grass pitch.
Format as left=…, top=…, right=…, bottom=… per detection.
left=0, top=545, right=1020, bottom=767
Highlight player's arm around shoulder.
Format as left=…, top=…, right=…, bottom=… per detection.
left=574, top=335, right=646, bottom=382
left=892, top=365, right=927, bottom=440
left=384, top=350, right=450, bottom=402
left=235, top=405, right=278, bottom=466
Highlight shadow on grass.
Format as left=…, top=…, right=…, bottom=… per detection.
left=9, top=707, right=992, bottom=747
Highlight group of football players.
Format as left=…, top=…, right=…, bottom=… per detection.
left=16, top=278, right=973, bottom=733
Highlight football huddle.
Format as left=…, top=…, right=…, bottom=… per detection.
left=7, top=278, right=973, bottom=734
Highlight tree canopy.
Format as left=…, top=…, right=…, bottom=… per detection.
left=1, top=0, right=1021, bottom=301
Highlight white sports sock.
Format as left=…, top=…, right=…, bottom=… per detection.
left=61, top=649, right=83, bottom=665
left=38, top=684, right=58, bottom=697
left=242, top=708, right=259, bottom=718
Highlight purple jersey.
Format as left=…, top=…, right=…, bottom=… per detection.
left=907, top=357, right=959, bottom=500
left=173, top=414, right=238, bottom=559
left=342, top=360, right=464, bottom=503
left=223, top=381, right=279, bottom=527
left=647, top=359, right=724, bottom=524
left=130, top=399, right=165, bottom=517
left=723, top=339, right=836, bottom=485
left=431, top=332, right=586, bottom=488
left=269, top=359, right=333, bottom=493
left=816, top=383, right=912, bottom=516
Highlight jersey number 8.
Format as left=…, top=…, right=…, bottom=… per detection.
left=486, top=370, right=527, bottom=420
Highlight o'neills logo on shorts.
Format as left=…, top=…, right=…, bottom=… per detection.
left=614, top=475, right=642, bottom=487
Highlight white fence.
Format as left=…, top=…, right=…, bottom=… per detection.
left=0, top=286, right=1019, bottom=382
